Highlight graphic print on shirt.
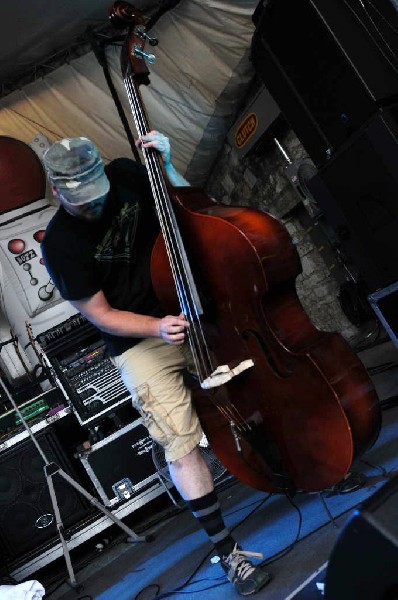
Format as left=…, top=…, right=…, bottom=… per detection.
left=94, top=202, right=139, bottom=262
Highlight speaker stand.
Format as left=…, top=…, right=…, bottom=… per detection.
left=0, top=378, right=148, bottom=589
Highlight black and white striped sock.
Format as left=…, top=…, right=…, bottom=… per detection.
left=185, top=490, right=235, bottom=557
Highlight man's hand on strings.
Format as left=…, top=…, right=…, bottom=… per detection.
left=136, top=130, right=190, bottom=187
left=159, top=313, right=189, bottom=345
left=136, top=130, right=171, bottom=165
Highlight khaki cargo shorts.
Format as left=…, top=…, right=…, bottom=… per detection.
left=112, top=338, right=203, bottom=462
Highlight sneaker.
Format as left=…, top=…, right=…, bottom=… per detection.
left=221, top=544, right=271, bottom=596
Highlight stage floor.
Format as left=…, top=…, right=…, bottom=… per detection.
left=20, top=337, right=398, bottom=600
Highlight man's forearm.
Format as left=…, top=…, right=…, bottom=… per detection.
left=97, top=308, right=162, bottom=338
left=164, top=162, right=190, bottom=187
left=70, top=291, right=188, bottom=346
left=71, top=299, right=161, bottom=339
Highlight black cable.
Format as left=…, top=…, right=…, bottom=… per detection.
left=136, top=493, right=274, bottom=599
left=140, top=579, right=227, bottom=597
left=360, top=458, right=389, bottom=478
left=4, top=107, right=68, bottom=143
left=47, top=466, right=376, bottom=599
left=87, top=27, right=142, bottom=164
left=42, top=496, right=185, bottom=597
left=43, top=534, right=122, bottom=597
left=224, top=495, right=271, bottom=518
left=263, top=493, right=303, bottom=567
left=135, top=584, right=160, bottom=600
left=150, top=477, right=397, bottom=599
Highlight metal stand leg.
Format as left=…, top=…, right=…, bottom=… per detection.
left=47, top=462, right=147, bottom=538
left=44, top=462, right=148, bottom=586
left=45, top=465, right=78, bottom=587
left=0, top=376, right=149, bottom=589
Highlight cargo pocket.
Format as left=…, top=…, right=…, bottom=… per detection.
left=131, top=383, right=174, bottom=450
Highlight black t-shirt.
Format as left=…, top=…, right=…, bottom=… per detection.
left=41, top=157, right=164, bottom=356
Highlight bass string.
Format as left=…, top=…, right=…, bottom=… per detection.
left=124, top=78, right=253, bottom=430
left=124, top=75, right=215, bottom=382
left=124, top=77, right=252, bottom=431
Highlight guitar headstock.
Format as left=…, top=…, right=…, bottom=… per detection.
left=109, top=1, right=157, bottom=83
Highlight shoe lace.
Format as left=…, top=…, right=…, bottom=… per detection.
left=225, top=544, right=264, bottom=581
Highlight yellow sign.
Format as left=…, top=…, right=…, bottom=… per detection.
left=235, top=112, right=258, bottom=148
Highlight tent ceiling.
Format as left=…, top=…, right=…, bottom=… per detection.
left=0, top=0, right=162, bottom=89
left=0, top=1, right=259, bottom=185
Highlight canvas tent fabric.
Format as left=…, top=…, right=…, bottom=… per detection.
left=0, top=0, right=258, bottom=186
left=0, top=0, right=259, bottom=384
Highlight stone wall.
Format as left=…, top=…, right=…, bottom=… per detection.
left=204, top=112, right=359, bottom=344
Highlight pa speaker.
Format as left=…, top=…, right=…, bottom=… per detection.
left=0, top=428, right=95, bottom=565
left=325, top=474, right=398, bottom=599
left=251, top=0, right=398, bottom=167
left=307, top=108, right=398, bottom=291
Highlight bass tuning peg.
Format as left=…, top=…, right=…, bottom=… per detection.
left=133, top=47, right=156, bottom=64
left=136, top=27, right=159, bottom=46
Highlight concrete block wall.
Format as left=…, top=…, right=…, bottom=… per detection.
left=204, top=119, right=359, bottom=343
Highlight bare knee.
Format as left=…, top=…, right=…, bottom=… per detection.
left=169, top=445, right=201, bottom=469
left=168, top=445, right=214, bottom=499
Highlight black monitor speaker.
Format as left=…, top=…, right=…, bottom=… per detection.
left=0, top=427, right=95, bottom=567
left=307, top=107, right=398, bottom=291
left=325, top=474, right=398, bottom=599
left=251, top=0, right=398, bottom=167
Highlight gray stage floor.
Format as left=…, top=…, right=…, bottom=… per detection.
left=34, top=334, right=398, bottom=600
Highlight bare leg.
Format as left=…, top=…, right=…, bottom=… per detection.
left=169, top=445, right=271, bottom=595
left=168, top=445, right=214, bottom=500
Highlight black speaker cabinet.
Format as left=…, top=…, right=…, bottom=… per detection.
left=307, top=107, right=398, bottom=291
left=325, top=474, right=398, bottom=599
left=0, top=427, right=95, bottom=565
left=252, top=0, right=398, bottom=167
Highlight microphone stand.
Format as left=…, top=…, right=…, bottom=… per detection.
left=0, top=377, right=148, bottom=588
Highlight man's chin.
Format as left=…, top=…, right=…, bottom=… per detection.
left=85, top=210, right=104, bottom=221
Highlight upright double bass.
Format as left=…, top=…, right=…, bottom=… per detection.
left=109, top=1, right=381, bottom=494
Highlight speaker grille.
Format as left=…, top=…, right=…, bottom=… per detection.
left=0, top=428, right=94, bottom=563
